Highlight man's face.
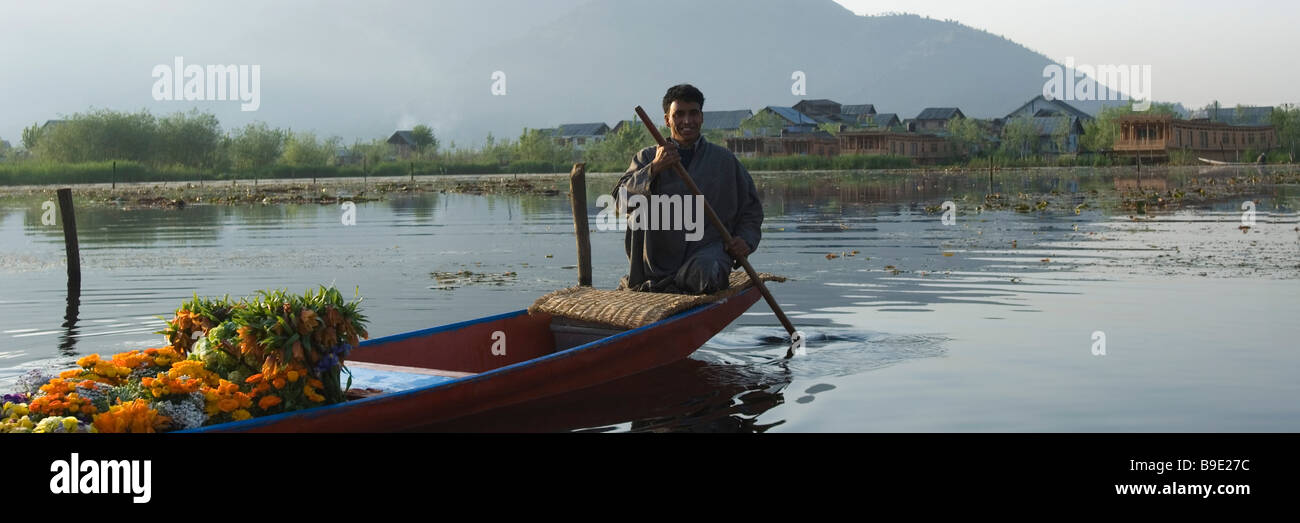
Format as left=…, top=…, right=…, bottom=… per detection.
left=665, top=100, right=703, bottom=144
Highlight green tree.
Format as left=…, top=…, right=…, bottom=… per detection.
left=156, top=109, right=222, bottom=169
left=480, top=132, right=515, bottom=166
left=411, top=125, right=437, bottom=158
left=36, top=109, right=158, bottom=163
left=1051, top=117, right=1072, bottom=153
left=352, top=139, right=391, bottom=168
left=1000, top=114, right=1038, bottom=158
left=946, top=116, right=987, bottom=157
left=583, top=122, right=653, bottom=170
left=739, top=111, right=787, bottom=137
left=229, top=122, right=286, bottom=172
left=282, top=131, right=332, bottom=168
left=1271, top=105, right=1300, bottom=162
left=516, top=128, right=572, bottom=166
left=21, top=123, right=43, bottom=151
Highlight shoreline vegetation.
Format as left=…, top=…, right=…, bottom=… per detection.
left=2, top=166, right=1295, bottom=221
left=6, top=104, right=1299, bottom=189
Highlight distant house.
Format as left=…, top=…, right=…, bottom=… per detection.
left=1005, top=95, right=1093, bottom=122
left=748, top=106, right=820, bottom=135
left=609, top=120, right=636, bottom=135
left=1114, top=114, right=1276, bottom=162
left=553, top=122, right=610, bottom=149
left=792, top=99, right=844, bottom=123
left=838, top=130, right=956, bottom=164
left=841, top=104, right=876, bottom=117
left=913, top=107, right=966, bottom=133
left=726, top=128, right=839, bottom=158
left=335, top=147, right=361, bottom=166
left=1189, top=106, right=1274, bottom=126
left=702, top=110, right=754, bottom=133
left=388, top=130, right=418, bottom=159
left=862, top=113, right=901, bottom=129
left=1030, top=116, right=1087, bottom=154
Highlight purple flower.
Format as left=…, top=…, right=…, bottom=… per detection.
left=2, top=392, right=28, bottom=404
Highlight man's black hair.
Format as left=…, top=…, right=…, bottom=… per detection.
left=662, top=84, right=705, bottom=114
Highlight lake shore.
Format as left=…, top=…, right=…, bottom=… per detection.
left=0, top=166, right=1296, bottom=215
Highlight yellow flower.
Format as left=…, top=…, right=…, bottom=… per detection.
left=232, top=409, right=252, bottom=421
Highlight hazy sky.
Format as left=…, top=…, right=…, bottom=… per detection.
left=833, top=0, right=1299, bottom=109
left=1, top=0, right=1294, bottom=146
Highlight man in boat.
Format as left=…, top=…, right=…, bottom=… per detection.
left=614, top=84, right=763, bottom=294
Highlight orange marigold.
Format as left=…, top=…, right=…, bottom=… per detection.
left=258, top=395, right=281, bottom=410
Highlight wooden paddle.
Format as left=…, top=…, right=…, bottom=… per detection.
left=633, top=105, right=803, bottom=358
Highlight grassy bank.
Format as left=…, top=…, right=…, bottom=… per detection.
left=0, top=159, right=590, bottom=186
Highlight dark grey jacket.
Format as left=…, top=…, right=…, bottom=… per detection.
left=613, top=136, right=763, bottom=290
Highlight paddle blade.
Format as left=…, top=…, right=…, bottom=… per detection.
left=785, top=330, right=807, bottom=358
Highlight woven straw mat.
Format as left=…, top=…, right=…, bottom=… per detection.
left=527, top=271, right=786, bottom=329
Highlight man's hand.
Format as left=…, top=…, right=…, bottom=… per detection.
left=650, top=143, right=680, bottom=176
left=724, top=237, right=750, bottom=259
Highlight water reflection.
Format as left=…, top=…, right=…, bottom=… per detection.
left=2, top=165, right=1298, bottom=431
left=58, top=282, right=80, bottom=356
left=415, top=358, right=792, bottom=433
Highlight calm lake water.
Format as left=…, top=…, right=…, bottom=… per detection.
left=2, top=166, right=1298, bottom=432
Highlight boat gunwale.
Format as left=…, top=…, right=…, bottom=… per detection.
left=180, top=288, right=747, bottom=432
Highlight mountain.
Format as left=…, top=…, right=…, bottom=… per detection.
left=427, top=0, right=1124, bottom=145
left=0, top=0, right=1133, bottom=146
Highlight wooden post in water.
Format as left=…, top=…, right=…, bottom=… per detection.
left=111, top=161, right=116, bottom=189
left=569, top=163, right=592, bottom=287
left=56, top=188, right=81, bottom=291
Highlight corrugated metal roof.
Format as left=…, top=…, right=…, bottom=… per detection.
left=841, top=104, right=876, bottom=115
left=793, top=99, right=842, bottom=116
left=1189, top=106, right=1274, bottom=126
left=916, top=107, right=964, bottom=120
left=1005, top=95, right=1092, bottom=121
left=1030, top=116, right=1082, bottom=136
left=703, top=110, right=753, bottom=130
left=866, top=113, right=900, bottom=127
left=388, top=130, right=417, bottom=146
left=764, top=106, right=820, bottom=125
left=557, top=122, right=610, bottom=136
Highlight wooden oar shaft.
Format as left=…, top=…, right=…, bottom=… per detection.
left=633, top=106, right=797, bottom=339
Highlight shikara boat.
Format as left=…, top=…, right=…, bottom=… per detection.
left=1198, top=157, right=1263, bottom=166
left=189, top=279, right=767, bottom=432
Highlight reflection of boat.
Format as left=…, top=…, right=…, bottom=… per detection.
left=191, top=284, right=764, bottom=432
left=416, top=357, right=790, bottom=433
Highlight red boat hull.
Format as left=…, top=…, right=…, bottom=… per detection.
left=193, top=286, right=761, bottom=432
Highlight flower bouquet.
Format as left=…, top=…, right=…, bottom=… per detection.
left=2, top=286, right=368, bottom=433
